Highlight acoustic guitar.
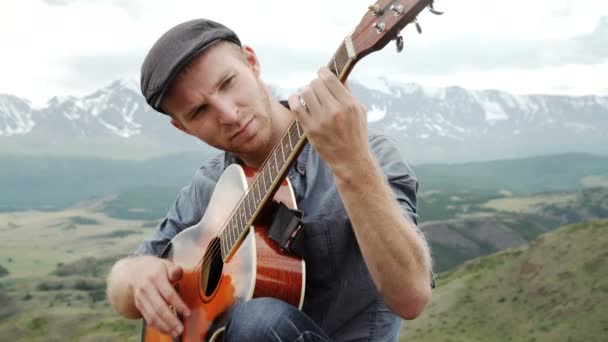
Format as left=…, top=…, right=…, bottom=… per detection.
left=142, top=1, right=441, bottom=340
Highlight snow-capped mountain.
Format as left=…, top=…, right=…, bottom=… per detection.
left=352, top=79, right=608, bottom=163
left=0, top=80, right=201, bottom=158
left=1, top=79, right=606, bottom=163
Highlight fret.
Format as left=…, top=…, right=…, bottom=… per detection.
left=279, top=138, right=286, bottom=163
left=228, top=219, right=236, bottom=248
left=229, top=223, right=235, bottom=246
left=283, top=140, right=291, bottom=162
left=328, top=42, right=348, bottom=78
left=240, top=208, right=247, bottom=229
left=233, top=217, right=240, bottom=240
left=248, top=192, right=256, bottom=217
left=295, top=120, right=303, bottom=137
left=273, top=153, right=279, bottom=175
left=245, top=194, right=252, bottom=219
left=332, top=56, right=339, bottom=76
left=264, top=168, right=271, bottom=193
left=221, top=231, right=226, bottom=257
left=254, top=182, right=262, bottom=206
left=261, top=168, right=268, bottom=195
left=235, top=210, right=241, bottom=233
left=287, top=126, right=294, bottom=149
left=291, top=123, right=301, bottom=144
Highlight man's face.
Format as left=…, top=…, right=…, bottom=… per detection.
left=162, top=42, right=275, bottom=163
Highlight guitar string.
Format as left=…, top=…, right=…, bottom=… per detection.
left=193, top=18, right=391, bottom=275
left=194, top=119, right=307, bottom=273
left=195, top=40, right=352, bottom=273
left=195, top=30, right=366, bottom=275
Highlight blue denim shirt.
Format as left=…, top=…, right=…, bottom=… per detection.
left=136, top=132, right=427, bottom=341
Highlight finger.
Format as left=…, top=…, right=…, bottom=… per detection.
left=300, top=84, right=322, bottom=115
left=288, top=94, right=312, bottom=129
left=309, top=77, right=338, bottom=112
left=158, top=276, right=191, bottom=318
left=167, top=263, right=183, bottom=283
left=149, top=289, right=184, bottom=337
left=318, top=67, right=351, bottom=103
left=136, top=290, right=177, bottom=336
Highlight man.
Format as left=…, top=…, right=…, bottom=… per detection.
left=107, top=19, right=433, bottom=341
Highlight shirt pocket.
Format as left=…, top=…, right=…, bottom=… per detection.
left=298, top=218, right=338, bottom=290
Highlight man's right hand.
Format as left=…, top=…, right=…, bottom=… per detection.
left=108, top=256, right=191, bottom=338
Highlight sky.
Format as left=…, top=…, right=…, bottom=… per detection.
left=0, top=0, right=607, bottom=105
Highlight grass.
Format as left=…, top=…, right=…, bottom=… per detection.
left=401, top=219, right=608, bottom=341
left=99, top=186, right=177, bottom=220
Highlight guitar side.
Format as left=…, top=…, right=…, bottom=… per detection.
left=142, top=164, right=305, bottom=342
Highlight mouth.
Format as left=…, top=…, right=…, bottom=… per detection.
left=230, top=117, right=254, bottom=140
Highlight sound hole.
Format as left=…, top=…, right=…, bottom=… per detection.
left=201, top=238, right=224, bottom=297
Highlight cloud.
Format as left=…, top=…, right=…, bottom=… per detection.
left=340, top=16, right=608, bottom=77
left=2, top=0, right=608, bottom=103
left=567, top=16, right=608, bottom=63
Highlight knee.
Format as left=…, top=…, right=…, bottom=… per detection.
left=225, top=297, right=299, bottom=340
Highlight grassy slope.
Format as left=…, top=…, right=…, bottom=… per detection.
left=1, top=204, right=607, bottom=340
left=401, top=219, right=608, bottom=342
left=0, top=203, right=151, bottom=341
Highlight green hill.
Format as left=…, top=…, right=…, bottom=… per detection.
left=2, top=152, right=606, bottom=216
left=0, top=151, right=215, bottom=211
left=425, top=186, right=608, bottom=272
left=416, top=152, right=608, bottom=194
left=402, top=219, right=608, bottom=341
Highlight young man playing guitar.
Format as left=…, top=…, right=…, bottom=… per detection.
left=107, top=16, right=433, bottom=342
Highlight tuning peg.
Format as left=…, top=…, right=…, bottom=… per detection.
left=390, top=4, right=404, bottom=16
left=368, top=4, right=382, bottom=16
left=428, top=1, right=444, bottom=15
left=373, top=21, right=386, bottom=33
left=395, top=33, right=404, bottom=53
left=414, top=17, right=422, bottom=34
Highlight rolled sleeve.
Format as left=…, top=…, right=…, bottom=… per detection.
left=369, top=133, right=419, bottom=225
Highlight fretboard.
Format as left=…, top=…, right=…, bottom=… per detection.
left=220, top=38, right=356, bottom=261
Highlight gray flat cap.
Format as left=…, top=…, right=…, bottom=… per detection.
left=140, top=19, right=241, bottom=114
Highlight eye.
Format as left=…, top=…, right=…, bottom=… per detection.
left=221, top=75, right=235, bottom=89
left=192, top=104, right=207, bottom=119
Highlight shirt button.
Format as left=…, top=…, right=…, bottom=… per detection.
left=297, top=164, right=306, bottom=174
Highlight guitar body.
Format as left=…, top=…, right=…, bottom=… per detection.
left=142, top=164, right=305, bottom=342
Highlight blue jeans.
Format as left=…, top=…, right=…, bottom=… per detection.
left=224, top=297, right=331, bottom=342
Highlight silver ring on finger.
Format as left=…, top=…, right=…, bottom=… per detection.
left=298, top=95, right=311, bottom=114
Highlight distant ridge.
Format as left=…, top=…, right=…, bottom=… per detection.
left=1, top=79, right=607, bottom=163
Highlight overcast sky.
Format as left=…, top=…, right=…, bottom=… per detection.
left=1, top=0, right=607, bottom=105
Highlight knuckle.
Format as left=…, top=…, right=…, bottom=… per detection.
left=318, top=67, right=332, bottom=79
left=345, top=101, right=358, bottom=113
left=301, top=86, right=312, bottom=97
left=166, top=290, right=179, bottom=303
left=153, top=302, right=166, bottom=316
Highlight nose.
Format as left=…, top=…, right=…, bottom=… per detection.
left=215, top=96, right=238, bottom=125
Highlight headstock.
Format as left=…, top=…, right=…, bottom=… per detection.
left=327, top=0, right=442, bottom=82
left=351, top=0, right=442, bottom=57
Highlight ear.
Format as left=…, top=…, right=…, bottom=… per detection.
left=242, top=45, right=260, bottom=76
left=170, top=117, right=191, bottom=135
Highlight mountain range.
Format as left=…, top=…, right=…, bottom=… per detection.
left=1, top=79, right=606, bottom=163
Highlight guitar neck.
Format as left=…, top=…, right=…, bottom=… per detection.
left=220, top=0, right=439, bottom=260
left=219, top=40, right=356, bottom=261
